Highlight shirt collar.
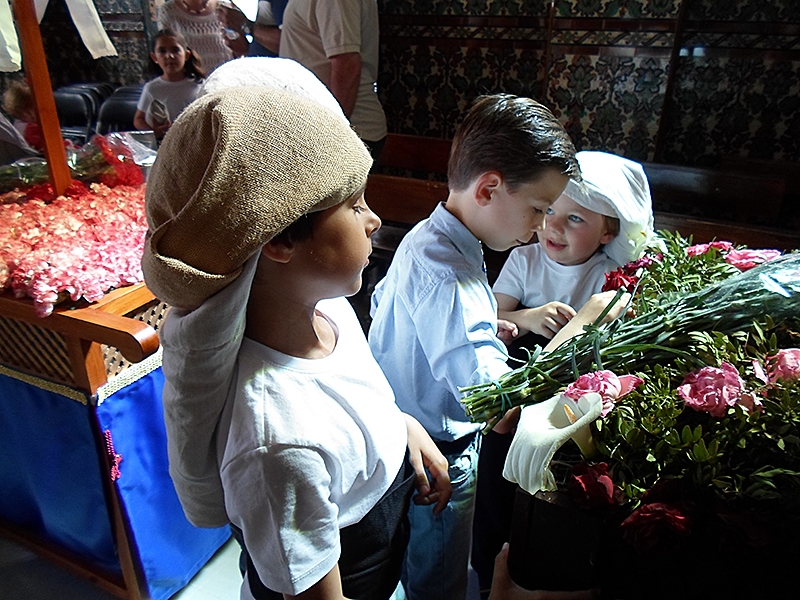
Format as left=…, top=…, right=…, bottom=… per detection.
left=431, top=203, right=485, bottom=272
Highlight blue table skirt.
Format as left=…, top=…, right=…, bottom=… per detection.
left=0, top=367, right=231, bottom=600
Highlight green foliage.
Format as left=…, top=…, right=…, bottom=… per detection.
left=595, top=322, right=800, bottom=511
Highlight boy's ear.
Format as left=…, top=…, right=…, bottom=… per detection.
left=473, top=171, right=503, bottom=207
left=261, top=238, right=294, bottom=264
left=150, top=52, right=158, bottom=64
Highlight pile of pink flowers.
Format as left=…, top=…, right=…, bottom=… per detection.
left=0, top=181, right=147, bottom=316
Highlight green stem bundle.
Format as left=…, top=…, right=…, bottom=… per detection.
left=462, top=253, right=800, bottom=430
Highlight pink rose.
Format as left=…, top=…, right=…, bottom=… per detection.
left=766, top=349, right=800, bottom=383
left=686, top=241, right=733, bottom=257
left=677, top=362, right=744, bottom=417
left=620, top=502, right=690, bottom=552
left=564, top=370, right=644, bottom=417
left=724, top=248, right=781, bottom=271
left=568, top=462, right=623, bottom=509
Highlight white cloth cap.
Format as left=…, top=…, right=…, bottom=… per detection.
left=563, top=151, right=655, bottom=266
left=200, top=57, right=346, bottom=121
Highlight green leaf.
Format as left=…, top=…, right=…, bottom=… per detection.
left=692, top=439, right=709, bottom=462
left=681, top=425, right=693, bottom=445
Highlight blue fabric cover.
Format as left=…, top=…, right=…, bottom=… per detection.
left=0, top=373, right=120, bottom=571
left=95, top=367, right=231, bottom=600
left=0, top=368, right=231, bottom=600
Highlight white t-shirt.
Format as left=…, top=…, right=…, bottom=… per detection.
left=492, top=243, right=619, bottom=310
left=221, top=297, right=407, bottom=596
left=136, top=77, right=200, bottom=127
left=279, top=0, right=387, bottom=142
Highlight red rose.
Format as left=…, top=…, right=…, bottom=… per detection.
left=620, top=502, right=690, bottom=552
left=602, top=268, right=639, bottom=292
left=568, top=462, right=623, bottom=509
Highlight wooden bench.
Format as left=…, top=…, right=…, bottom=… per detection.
left=368, top=134, right=800, bottom=252
left=642, top=162, right=787, bottom=224
left=366, top=172, right=800, bottom=253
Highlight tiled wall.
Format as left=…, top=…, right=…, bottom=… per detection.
left=1, top=0, right=152, bottom=91
left=378, top=0, right=800, bottom=167
left=3, top=0, right=799, bottom=169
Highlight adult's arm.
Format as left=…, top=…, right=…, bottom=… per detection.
left=253, top=24, right=281, bottom=54
left=328, top=52, right=361, bottom=118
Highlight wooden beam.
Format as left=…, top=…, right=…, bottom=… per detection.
left=11, top=0, right=71, bottom=195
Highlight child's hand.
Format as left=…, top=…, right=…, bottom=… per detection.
left=497, top=319, right=519, bottom=343
left=519, top=302, right=576, bottom=339
left=404, top=414, right=452, bottom=515
left=543, top=292, right=630, bottom=352
left=152, top=119, right=172, bottom=139
left=575, top=291, right=632, bottom=324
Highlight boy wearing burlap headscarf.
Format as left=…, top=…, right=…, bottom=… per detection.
left=142, top=61, right=450, bottom=599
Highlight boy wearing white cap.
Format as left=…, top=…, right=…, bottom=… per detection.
left=142, top=59, right=451, bottom=599
left=493, top=150, right=655, bottom=341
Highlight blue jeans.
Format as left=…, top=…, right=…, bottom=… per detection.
left=401, top=433, right=480, bottom=600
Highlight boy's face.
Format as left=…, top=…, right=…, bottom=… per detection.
left=480, top=168, right=568, bottom=251
left=292, top=192, right=381, bottom=298
left=540, top=193, right=615, bottom=266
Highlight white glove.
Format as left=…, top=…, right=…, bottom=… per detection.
left=503, top=392, right=603, bottom=495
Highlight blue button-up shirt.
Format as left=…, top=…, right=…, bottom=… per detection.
left=368, top=203, right=511, bottom=441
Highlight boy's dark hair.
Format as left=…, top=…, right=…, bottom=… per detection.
left=447, top=94, right=580, bottom=192
left=151, top=28, right=206, bottom=80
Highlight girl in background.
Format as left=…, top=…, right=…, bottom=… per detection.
left=134, top=29, right=204, bottom=139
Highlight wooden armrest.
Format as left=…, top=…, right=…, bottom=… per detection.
left=0, top=283, right=160, bottom=363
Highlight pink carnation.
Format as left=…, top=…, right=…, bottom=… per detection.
left=686, top=241, right=733, bottom=257
left=724, top=248, right=781, bottom=271
left=765, top=349, right=800, bottom=383
left=677, top=362, right=745, bottom=417
left=564, top=370, right=644, bottom=417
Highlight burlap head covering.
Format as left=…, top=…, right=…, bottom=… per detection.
left=563, top=151, right=655, bottom=266
left=142, top=85, right=372, bottom=310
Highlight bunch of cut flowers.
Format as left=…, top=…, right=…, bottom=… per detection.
left=0, top=135, right=149, bottom=316
left=462, top=233, right=800, bottom=570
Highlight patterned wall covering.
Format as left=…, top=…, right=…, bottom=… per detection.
left=2, top=1, right=798, bottom=183
left=378, top=0, right=800, bottom=169
left=1, top=0, right=151, bottom=92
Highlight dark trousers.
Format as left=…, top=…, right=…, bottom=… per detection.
left=234, top=456, right=414, bottom=600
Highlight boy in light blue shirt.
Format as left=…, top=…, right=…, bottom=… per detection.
left=368, top=94, right=610, bottom=600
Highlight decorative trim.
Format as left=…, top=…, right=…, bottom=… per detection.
left=0, top=364, right=90, bottom=405
left=96, top=347, right=163, bottom=404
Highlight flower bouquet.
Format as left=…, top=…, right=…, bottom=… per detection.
left=0, top=133, right=149, bottom=194
left=0, top=134, right=151, bottom=316
left=462, top=233, right=800, bottom=598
